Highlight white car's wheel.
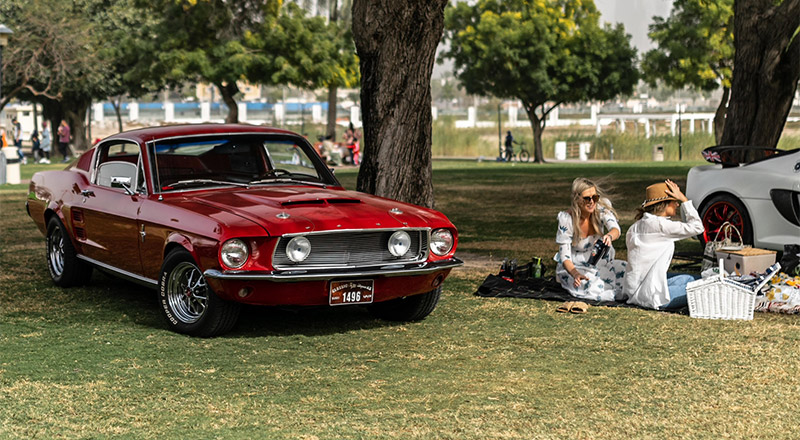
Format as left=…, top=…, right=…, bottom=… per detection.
left=699, top=194, right=753, bottom=246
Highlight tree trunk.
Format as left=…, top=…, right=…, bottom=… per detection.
left=523, top=103, right=546, bottom=164
left=112, top=96, right=124, bottom=133
left=217, top=82, right=240, bottom=124
left=326, top=85, right=338, bottom=139
left=65, top=105, right=89, bottom=152
left=720, top=0, right=800, bottom=148
left=353, top=0, right=447, bottom=209
left=713, top=86, right=729, bottom=145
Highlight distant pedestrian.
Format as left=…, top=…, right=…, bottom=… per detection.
left=504, top=131, right=518, bottom=161
left=39, top=121, right=52, bottom=164
left=12, top=117, right=25, bottom=164
left=57, top=120, right=71, bottom=163
left=30, top=130, right=41, bottom=162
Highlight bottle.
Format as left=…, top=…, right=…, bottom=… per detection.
left=532, top=257, right=542, bottom=278
left=587, top=239, right=609, bottom=266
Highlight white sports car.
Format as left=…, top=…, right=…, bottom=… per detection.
left=686, top=145, right=800, bottom=251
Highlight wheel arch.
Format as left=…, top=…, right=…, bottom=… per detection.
left=697, top=190, right=750, bottom=217
left=44, top=207, right=82, bottom=251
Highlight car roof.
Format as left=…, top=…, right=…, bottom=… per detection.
left=102, top=124, right=299, bottom=144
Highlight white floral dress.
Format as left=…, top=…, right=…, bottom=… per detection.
left=553, top=209, right=628, bottom=302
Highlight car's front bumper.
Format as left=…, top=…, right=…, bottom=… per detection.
left=202, top=257, right=463, bottom=306
left=203, top=257, right=463, bottom=282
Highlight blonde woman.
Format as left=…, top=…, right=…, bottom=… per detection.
left=554, top=178, right=627, bottom=302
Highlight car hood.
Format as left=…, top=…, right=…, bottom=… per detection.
left=177, top=186, right=446, bottom=236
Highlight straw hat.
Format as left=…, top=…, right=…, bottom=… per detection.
left=641, top=182, right=679, bottom=208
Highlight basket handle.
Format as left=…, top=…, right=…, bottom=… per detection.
left=711, top=221, right=732, bottom=243
left=721, top=223, right=743, bottom=244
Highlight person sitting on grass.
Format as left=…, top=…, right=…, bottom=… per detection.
left=624, top=180, right=705, bottom=310
left=554, top=177, right=627, bottom=302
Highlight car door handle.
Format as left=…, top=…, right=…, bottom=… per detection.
left=81, top=189, right=95, bottom=197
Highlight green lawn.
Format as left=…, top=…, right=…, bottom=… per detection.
left=3, top=160, right=800, bottom=439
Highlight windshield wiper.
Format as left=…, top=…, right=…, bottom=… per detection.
left=165, top=179, right=249, bottom=189
left=248, top=177, right=327, bottom=188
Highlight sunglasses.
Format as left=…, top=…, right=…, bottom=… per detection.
left=582, top=194, right=600, bottom=204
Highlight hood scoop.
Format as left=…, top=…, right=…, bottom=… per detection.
left=280, top=198, right=363, bottom=207
left=327, top=198, right=362, bottom=204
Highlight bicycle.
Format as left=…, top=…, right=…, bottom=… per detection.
left=502, top=141, right=531, bottom=162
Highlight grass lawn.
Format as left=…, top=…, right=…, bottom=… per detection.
left=2, top=160, right=800, bottom=439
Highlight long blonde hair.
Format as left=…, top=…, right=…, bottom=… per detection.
left=568, top=177, right=617, bottom=246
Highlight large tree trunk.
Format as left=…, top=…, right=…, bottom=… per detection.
left=713, top=86, right=729, bottom=145
left=217, top=82, right=240, bottom=124
left=353, top=0, right=447, bottom=208
left=720, top=0, right=800, bottom=148
left=326, top=85, right=338, bottom=139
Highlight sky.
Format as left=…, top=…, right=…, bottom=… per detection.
left=594, top=0, right=673, bottom=53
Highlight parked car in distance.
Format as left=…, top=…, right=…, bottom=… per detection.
left=686, top=145, right=800, bottom=251
left=27, top=124, right=462, bottom=336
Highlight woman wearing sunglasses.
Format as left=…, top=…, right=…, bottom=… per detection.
left=623, top=180, right=705, bottom=310
left=554, top=178, right=627, bottom=302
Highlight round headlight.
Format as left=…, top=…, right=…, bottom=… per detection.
left=430, top=229, right=454, bottom=256
left=388, top=230, right=412, bottom=257
left=286, top=236, right=311, bottom=263
left=221, top=239, right=249, bottom=268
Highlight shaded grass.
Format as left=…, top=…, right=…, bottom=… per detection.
left=3, top=162, right=800, bottom=439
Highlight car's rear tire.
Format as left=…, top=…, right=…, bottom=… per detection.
left=159, top=249, right=240, bottom=337
left=699, top=194, right=753, bottom=246
left=368, top=286, right=442, bottom=322
left=46, top=216, right=93, bottom=287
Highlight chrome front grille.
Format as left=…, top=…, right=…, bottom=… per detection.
left=272, top=229, right=429, bottom=269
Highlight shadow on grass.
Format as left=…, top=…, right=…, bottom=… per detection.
left=40, top=268, right=397, bottom=338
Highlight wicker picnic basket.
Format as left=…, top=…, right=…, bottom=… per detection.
left=686, top=276, right=757, bottom=320
left=686, top=260, right=778, bottom=320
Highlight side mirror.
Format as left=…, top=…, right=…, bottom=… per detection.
left=111, top=176, right=134, bottom=195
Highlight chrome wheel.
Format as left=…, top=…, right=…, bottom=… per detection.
left=47, top=225, right=66, bottom=277
left=165, top=262, right=209, bottom=324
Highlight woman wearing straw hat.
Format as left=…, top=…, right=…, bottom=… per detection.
left=554, top=178, right=627, bottom=302
left=624, top=180, right=705, bottom=310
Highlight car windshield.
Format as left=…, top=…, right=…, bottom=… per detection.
left=153, top=134, right=335, bottom=192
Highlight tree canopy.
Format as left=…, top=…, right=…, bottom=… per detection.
left=642, top=0, right=734, bottom=143
left=442, top=0, right=638, bottom=163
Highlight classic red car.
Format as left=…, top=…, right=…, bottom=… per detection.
left=27, top=124, right=462, bottom=336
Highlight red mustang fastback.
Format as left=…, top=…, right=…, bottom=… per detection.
left=27, top=124, right=462, bottom=336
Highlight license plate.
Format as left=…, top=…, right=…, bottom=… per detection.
left=329, top=279, right=374, bottom=306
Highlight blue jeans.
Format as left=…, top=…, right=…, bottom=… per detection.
left=660, top=273, right=700, bottom=310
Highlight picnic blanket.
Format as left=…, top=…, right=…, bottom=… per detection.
left=474, top=274, right=628, bottom=307
left=475, top=274, right=690, bottom=313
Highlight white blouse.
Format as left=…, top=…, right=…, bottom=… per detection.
left=624, top=201, right=705, bottom=309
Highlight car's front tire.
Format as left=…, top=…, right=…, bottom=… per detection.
left=368, top=286, right=442, bottom=322
left=159, top=249, right=240, bottom=337
left=699, top=194, right=753, bottom=246
left=46, top=216, right=93, bottom=287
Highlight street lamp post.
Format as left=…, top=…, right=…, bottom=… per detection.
left=677, top=103, right=684, bottom=161
left=0, top=24, right=13, bottom=109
